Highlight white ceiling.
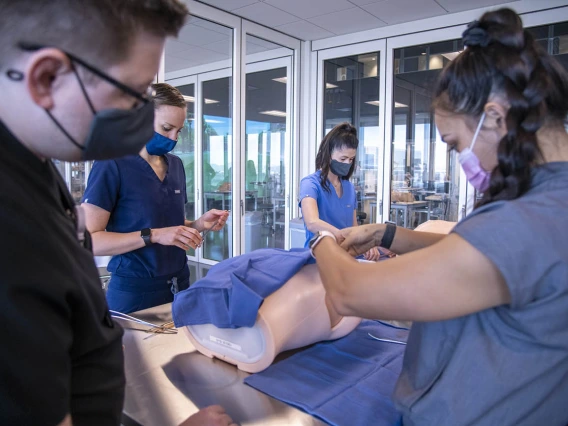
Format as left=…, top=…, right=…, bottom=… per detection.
left=165, top=15, right=285, bottom=73
left=196, top=0, right=518, bottom=41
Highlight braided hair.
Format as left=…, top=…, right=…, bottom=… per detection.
left=433, top=8, right=568, bottom=207
left=315, top=122, right=359, bottom=193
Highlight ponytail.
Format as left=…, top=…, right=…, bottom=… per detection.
left=315, top=122, right=359, bottom=192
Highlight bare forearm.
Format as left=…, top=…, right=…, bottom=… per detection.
left=389, top=227, right=446, bottom=253
left=305, top=219, right=341, bottom=237
left=314, top=238, right=357, bottom=314
left=91, top=231, right=145, bottom=256
left=362, top=224, right=445, bottom=254
left=317, top=233, right=511, bottom=322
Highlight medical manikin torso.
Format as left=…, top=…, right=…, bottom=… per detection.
left=184, top=262, right=360, bottom=373
left=184, top=220, right=455, bottom=373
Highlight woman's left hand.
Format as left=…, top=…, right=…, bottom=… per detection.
left=196, top=209, right=229, bottom=232
left=363, top=246, right=381, bottom=262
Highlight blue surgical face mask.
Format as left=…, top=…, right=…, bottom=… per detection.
left=146, top=132, right=177, bottom=156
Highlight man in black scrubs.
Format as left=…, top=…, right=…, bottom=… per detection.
left=0, top=1, right=235, bottom=425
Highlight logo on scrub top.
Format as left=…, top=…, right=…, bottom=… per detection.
left=175, top=190, right=181, bottom=194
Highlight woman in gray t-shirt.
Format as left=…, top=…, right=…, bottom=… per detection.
left=310, top=8, right=568, bottom=426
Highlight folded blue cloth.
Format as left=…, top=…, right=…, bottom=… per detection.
left=172, top=248, right=314, bottom=328
left=245, top=320, right=407, bottom=426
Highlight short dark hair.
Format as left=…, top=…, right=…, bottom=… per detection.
left=433, top=8, right=568, bottom=207
left=0, top=0, right=189, bottom=69
left=151, top=83, right=187, bottom=109
left=315, top=122, right=359, bottom=193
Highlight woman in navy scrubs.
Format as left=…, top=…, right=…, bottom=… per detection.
left=299, top=122, right=381, bottom=260
left=83, top=83, right=228, bottom=313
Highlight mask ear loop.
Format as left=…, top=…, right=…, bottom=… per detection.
left=45, top=60, right=99, bottom=152
left=45, top=62, right=97, bottom=151
left=70, top=61, right=97, bottom=114
left=4, top=61, right=88, bottom=151
left=470, top=112, right=486, bottom=151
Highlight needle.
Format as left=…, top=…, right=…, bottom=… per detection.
left=198, top=211, right=229, bottom=247
left=368, top=333, right=407, bottom=345
left=200, top=219, right=218, bottom=240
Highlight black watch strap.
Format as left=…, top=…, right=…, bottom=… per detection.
left=380, top=222, right=396, bottom=250
left=141, top=228, right=152, bottom=246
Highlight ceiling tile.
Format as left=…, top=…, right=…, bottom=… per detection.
left=165, top=39, right=193, bottom=55
left=308, top=7, right=386, bottom=35
left=434, top=0, right=518, bottom=13
left=362, top=0, right=447, bottom=24
left=197, top=0, right=261, bottom=11
left=165, top=56, right=195, bottom=73
left=247, top=35, right=284, bottom=50
left=167, top=45, right=229, bottom=65
left=177, top=23, right=230, bottom=45
left=203, top=40, right=233, bottom=56
left=347, top=0, right=385, bottom=5
left=276, top=20, right=335, bottom=41
left=232, top=2, right=299, bottom=27
left=246, top=41, right=272, bottom=55
left=190, top=16, right=233, bottom=35
left=264, top=0, right=353, bottom=19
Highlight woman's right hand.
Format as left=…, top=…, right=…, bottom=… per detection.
left=339, top=224, right=382, bottom=257
left=151, top=226, right=203, bottom=250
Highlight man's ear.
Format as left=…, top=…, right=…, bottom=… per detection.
left=25, top=48, right=73, bottom=110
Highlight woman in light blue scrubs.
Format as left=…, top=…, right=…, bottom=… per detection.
left=82, top=83, right=228, bottom=313
left=299, top=122, right=381, bottom=260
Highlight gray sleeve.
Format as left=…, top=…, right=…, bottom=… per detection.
left=452, top=201, right=554, bottom=310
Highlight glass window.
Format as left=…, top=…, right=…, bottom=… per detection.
left=323, top=51, right=381, bottom=226
left=53, top=160, right=67, bottom=184
left=166, top=16, right=233, bottom=262
left=202, top=76, right=232, bottom=261
left=244, top=35, right=292, bottom=252
left=390, top=39, right=463, bottom=228
left=171, top=83, right=196, bottom=256
left=165, top=16, right=233, bottom=73
left=70, top=162, right=87, bottom=204
left=527, top=21, right=568, bottom=73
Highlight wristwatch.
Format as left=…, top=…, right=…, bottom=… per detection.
left=308, top=231, right=337, bottom=258
left=141, top=228, right=152, bottom=246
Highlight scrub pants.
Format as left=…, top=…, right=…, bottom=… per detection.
left=106, top=264, right=190, bottom=314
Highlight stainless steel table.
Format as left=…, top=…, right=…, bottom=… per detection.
left=390, top=201, right=429, bottom=228
left=119, top=304, right=326, bottom=426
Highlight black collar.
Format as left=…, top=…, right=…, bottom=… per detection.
left=0, top=119, right=49, bottom=175
left=0, top=119, right=75, bottom=213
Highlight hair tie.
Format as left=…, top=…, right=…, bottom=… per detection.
left=463, top=20, right=490, bottom=47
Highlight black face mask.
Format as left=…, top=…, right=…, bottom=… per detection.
left=330, top=159, right=351, bottom=178
left=6, top=43, right=155, bottom=161
left=45, top=95, right=155, bottom=161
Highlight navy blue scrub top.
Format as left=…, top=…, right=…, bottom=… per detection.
left=83, top=154, right=188, bottom=278
left=299, top=170, right=356, bottom=247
